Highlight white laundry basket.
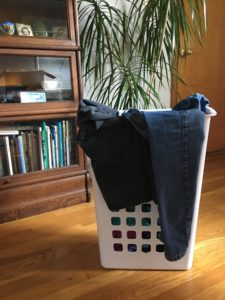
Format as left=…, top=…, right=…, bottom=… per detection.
left=91, top=107, right=216, bottom=270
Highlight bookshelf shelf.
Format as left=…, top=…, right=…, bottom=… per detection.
left=0, top=0, right=89, bottom=223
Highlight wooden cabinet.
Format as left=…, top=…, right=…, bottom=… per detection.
left=0, top=0, right=79, bottom=49
left=0, top=0, right=90, bottom=223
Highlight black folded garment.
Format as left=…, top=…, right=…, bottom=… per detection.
left=77, top=99, right=155, bottom=210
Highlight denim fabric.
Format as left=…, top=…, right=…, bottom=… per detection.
left=173, top=93, right=209, bottom=112
left=77, top=100, right=154, bottom=210
left=77, top=94, right=208, bottom=261
left=141, top=108, right=205, bottom=261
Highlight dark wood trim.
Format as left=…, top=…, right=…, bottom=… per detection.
left=0, top=112, right=78, bottom=122
left=0, top=47, right=76, bottom=57
left=76, top=51, right=84, bottom=100
left=0, top=166, right=87, bottom=191
left=67, top=0, right=76, bottom=44
left=0, top=174, right=87, bottom=224
left=0, top=102, right=77, bottom=119
left=0, top=36, right=80, bottom=51
left=0, top=190, right=86, bottom=224
left=74, top=0, right=81, bottom=48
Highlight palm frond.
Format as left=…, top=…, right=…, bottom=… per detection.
left=78, top=0, right=207, bottom=109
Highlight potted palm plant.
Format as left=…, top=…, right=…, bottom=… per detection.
left=78, top=0, right=206, bottom=109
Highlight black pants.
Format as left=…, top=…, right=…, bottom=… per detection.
left=77, top=106, right=155, bottom=209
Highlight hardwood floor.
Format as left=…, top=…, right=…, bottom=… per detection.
left=0, top=152, right=225, bottom=300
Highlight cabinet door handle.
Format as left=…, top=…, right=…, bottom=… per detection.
left=180, top=48, right=193, bottom=57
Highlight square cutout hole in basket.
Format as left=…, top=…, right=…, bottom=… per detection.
left=142, top=231, right=151, bottom=239
left=156, top=244, right=165, bottom=252
left=142, top=244, right=151, bottom=253
left=142, top=218, right=151, bottom=226
left=114, top=243, right=123, bottom=251
left=127, top=231, right=136, bottom=239
left=142, top=203, right=151, bottom=212
left=128, top=244, right=137, bottom=252
left=126, top=206, right=135, bottom=212
left=111, top=217, right=121, bottom=226
left=126, top=217, right=136, bottom=226
left=112, top=230, right=122, bottom=238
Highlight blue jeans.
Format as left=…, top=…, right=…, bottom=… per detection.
left=143, top=109, right=205, bottom=260
left=123, top=94, right=208, bottom=260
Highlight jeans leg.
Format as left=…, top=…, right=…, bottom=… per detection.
left=143, top=109, right=205, bottom=261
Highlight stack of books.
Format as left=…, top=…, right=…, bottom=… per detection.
left=0, top=119, right=76, bottom=177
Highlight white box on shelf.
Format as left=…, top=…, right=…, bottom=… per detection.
left=20, top=91, right=46, bottom=103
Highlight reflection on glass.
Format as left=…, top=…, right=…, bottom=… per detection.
left=0, top=0, right=68, bottom=39
left=0, top=55, right=72, bottom=103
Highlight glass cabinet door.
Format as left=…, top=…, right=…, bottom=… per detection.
left=0, top=0, right=77, bottom=48
left=0, top=55, right=75, bottom=103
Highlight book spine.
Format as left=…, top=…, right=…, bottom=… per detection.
left=62, top=120, right=67, bottom=166
left=21, top=132, right=28, bottom=172
left=54, top=125, right=59, bottom=168
left=38, top=127, right=44, bottom=170
left=42, top=121, right=49, bottom=170
left=46, top=126, right=52, bottom=169
left=4, top=136, right=13, bottom=176
left=15, top=136, right=22, bottom=173
left=50, top=126, right=56, bottom=169
left=51, top=137, right=55, bottom=168
left=9, top=136, right=18, bottom=174
left=17, top=135, right=26, bottom=174
left=57, top=121, right=64, bottom=167
left=69, top=120, right=75, bottom=165
left=31, top=132, right=38, bottom=171
left=27, top=132, right=34, bottom=172
left=0, top=137, right=8, bottom=175
left=65, top=120, right=70, bottom=166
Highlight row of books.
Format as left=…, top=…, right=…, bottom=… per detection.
left=0, top=120, right=76, bottom=177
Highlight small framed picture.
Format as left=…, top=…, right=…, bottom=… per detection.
left=52, top=26, right=67, bottom=38
left=15, top=23, right=33, bottom=37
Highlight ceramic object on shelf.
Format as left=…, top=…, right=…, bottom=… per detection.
left=0, top=21, right=15, bottom=35
left=41, top=79, right=63, bottom=90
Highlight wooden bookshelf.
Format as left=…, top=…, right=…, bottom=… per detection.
left=0, top=0, right=90, bottom=223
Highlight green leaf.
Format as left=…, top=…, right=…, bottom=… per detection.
left=78, top=0, right=207, bottom=109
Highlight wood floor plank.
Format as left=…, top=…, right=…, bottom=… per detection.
left=0, top=152, right=224, bottom=300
